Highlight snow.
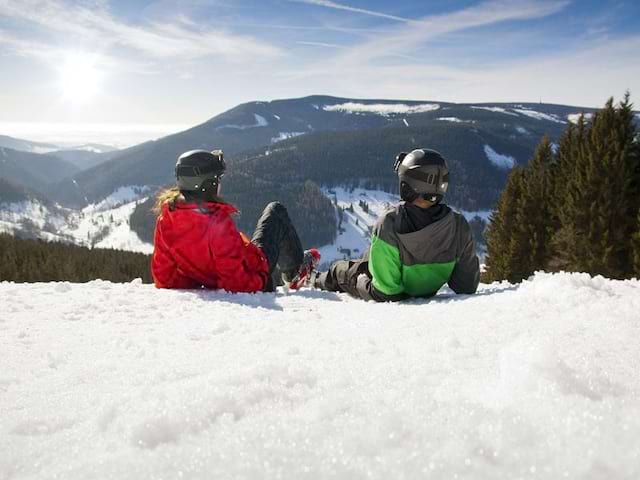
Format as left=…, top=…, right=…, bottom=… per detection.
left=1, top=272, right=639, bottom=479
left=83, top=186, right=149, bottom=213
left=513, top=109, right=566, bottom=124
left=217, top=114, right=269, bottom=130
left=567, top=113, right=594, bottom=124
left=0, top=187, right=153, bottom=253
left=270, top=132, right=305, bottom=144
left=515, top=126, right=529, bottom=134
left=319, top=187, right=397, bottom=267
left=470, top=106, right=519, bottom=117
left=437, top=117, right=474, bottom=123
left=484, top=145, right=516, bottom=169
left=323, top=102, right=440, bottom=116
left=273, top=114, right=281, bottom=120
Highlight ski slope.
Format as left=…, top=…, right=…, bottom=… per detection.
left=1, top=272, right=639, bottom=479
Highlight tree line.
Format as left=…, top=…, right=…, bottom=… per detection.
left=484, top=94, right=640, bottom=282
left=0, top=234, right=152, bottom=283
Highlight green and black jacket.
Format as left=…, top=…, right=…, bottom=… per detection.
left=357, top=204, right=480, bottom=302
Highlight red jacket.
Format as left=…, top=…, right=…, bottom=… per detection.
left=151, top=201, right=269, bottom=292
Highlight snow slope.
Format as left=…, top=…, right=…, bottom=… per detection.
left=323, top=103, right=440, bottom=116
left=1, top=272, right=639, bottom=479
left=0, top=187, right=153, bottom=253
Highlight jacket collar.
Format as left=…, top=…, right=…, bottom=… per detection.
left=165, top=201, right=237, bottom=215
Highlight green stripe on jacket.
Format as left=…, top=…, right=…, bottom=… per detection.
left=369, top=235, right=457, bottom=297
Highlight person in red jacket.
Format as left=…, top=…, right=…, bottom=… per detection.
left=152, top=149, right=319, bottom=292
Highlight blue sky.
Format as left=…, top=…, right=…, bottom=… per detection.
left=0, top=0, right=639, bottom=126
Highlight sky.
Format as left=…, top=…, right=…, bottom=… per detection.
left=0, top=0, right=639, bottom=132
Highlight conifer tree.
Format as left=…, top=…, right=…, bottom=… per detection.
left=521, top=136, right=555, bottom=271
left=484, top=167, right=530, bottom=282
left=552, top=95, right=639, bottom=278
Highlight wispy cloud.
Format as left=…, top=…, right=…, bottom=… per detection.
left=327, top=0, right=571, bottom=65
left=297, top=40, right=344, bottom=49
left=291, top=0, right=409, bottom=23
left=0, top=0, right=283, bottom=62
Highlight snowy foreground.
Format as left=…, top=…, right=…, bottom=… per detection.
left=1, top=273, right=640, bottom=479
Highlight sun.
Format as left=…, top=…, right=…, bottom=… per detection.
left=58, top=52, right=103, bottom=103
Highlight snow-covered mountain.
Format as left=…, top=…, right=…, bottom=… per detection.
left=0, top=186, right=152, bottom=253
left=2, top=271, right=639, bottom=479
left=49, top=95, right=599, bottom=208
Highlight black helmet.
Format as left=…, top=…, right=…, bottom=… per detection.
left=175, top=149, right=225, bottom=195
left=393, top=148, right=449, bottom=203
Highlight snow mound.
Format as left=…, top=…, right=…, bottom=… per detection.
left=323, top=102, right=440, bottom=116
left=484, top=145, right=515, bottom=169
left=2, top=272, right=639, bottom=479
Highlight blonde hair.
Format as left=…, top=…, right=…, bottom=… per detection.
left=153, top=187, right=182, bottom=216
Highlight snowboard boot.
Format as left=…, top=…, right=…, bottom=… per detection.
left=286, top=248, right=321, bottom=290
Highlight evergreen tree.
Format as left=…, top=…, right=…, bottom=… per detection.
left=521, top=136, right=555, bottom=271
left=484, top=167, right=530, bottom=282
left=552, top=96, right=639, bottom=278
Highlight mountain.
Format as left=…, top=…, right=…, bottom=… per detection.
left=49, top=96, right=595, bottom=207
left=49, top=148, right=119, bottom=170
left=0, top=134, right=60, bottom=154
left=0, top=146, right=80, bottom=194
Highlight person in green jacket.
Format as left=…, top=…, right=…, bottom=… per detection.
left=312, top=148, right=480, bottom=301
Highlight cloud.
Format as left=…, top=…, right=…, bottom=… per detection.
left=297, top=41, right=344, bottom=49
left=0, top=0, right=283, bottom=62
left=291, top=0, right=409, bottom=23
left=327, top=0, right=571, bottom=66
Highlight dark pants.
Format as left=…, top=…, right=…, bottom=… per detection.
left=251, top=202, right=304, bottom=291
left=315, top=254, right=370, bottom=297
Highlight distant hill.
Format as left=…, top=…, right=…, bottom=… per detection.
left=0, top=146, right=80, bottom=194
left=50, top=96, right=596, bottom=208
left=0, top=134, right=60, bottom=154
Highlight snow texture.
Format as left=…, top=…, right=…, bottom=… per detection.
left=470, top=106, right=519, bottom=116
left=1, top=272, right=639, bottom=479
left=515, top=126, right=529, bottom=135
left=217, top=114, right=269, bottom=130
left=513, top=109, right=566, bottom=124
left=323, top=103, right=440, bottom=116
left=270, top=132, right=305, bottom=144
left=484, top=145, right=516, bottom=169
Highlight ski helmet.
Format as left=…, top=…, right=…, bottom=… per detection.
left=393, top=148, right=449, bottom=203
left=175, top=149, right=225, bottom=195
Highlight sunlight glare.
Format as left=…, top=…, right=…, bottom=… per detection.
left=58, top=52, right=103, bottom=103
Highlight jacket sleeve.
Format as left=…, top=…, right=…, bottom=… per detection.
left=151, top=217, right=200, bottom=289
left=364, top=214, right=408, bottom=302
left=210, top=213, right=269, bottom=293
left=448, top=215, right=480, bottom=294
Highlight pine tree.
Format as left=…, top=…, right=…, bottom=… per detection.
left=484, top=167, right=530, bottom=282
left=521, top=136, right=555, bottom=271
left=552, top=96, right=639, bottom=278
